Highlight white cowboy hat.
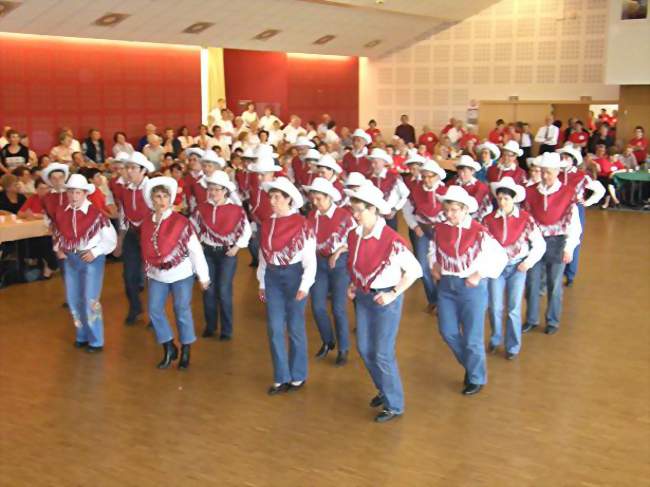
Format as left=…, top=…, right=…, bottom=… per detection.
left=113, top=151, right=132, bottom=164
left=248, top=154, right=282, bottom=173
left=557, top=146, right=583, bottom=166
left=437, top=185, right=478, bottom=214
left=143, top=176, right=178, bottom=210
left=64, top=173, right=95, bottom=194
left=490, top=176, right=526, bottom=203
left=204, top=170, right=236, bottom=194
left=201, top=149, right=226, bottom=168
left=123, top=151, right=155, bottom=173
left=185, top=147, right=205, bottom=159
left=534, top=152, right=564, bottom=169
left=502, top=140, right=523, bottom=157
left=303, top=177, right=342, bottom=202
left=344, top=181, right=392, bottom=215
left=263, top=176, right=304, bottom=209
left=315, top=154, right=343, bottom=174
left=477, top=141, right=501, bottom=160
left=526, top=157, right=537, bottom=168
left=304, top=148, right=321, bottom=161
left=367, top=148, right=392, bottom=165
left=242, top=147, right=258, bottom=159
left=405, top=153, right=426, bottom=165
left=420, top=160, right=446, bottom=180
left=42, top=163, right=70, bottom=187
left=454, top=155, right=482, bottom=172
left=344, top=172, right=367, bottom=188
left=352, top=128, right=372, bottom=145
left=294, top=136, right=315, bottom=148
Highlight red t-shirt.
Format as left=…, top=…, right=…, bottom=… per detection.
left=20, top=194, right=45, bottom=214
left=88, top=189, right=109, bottom=214
left=488, top=129, right=504, bottom=145
left=174, top=177, right=185, bottom=206
left=569, top=131, right=589, bottom=146
left=458, top=133, right=479, bottom=149
left=391, top=155, right=407, bottom=173
left=366, top=128, right=381, bottom=141
left=441, top=123, right=453, bottom=135
left=418, top=132, right=439, bottom=154
left=596, top=157, right=625, bottom=178
left=629, top=136, right=648, bottom=164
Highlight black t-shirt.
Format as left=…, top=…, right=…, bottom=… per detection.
left=1, top=144, right=30, bottom=170
left=0, top=192, right=27, bottom=214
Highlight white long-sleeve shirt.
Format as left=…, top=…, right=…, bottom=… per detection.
left=256, top=211, right=317, bottom=293
left=534, top=124, right=559, bottom=146
left=145, top=210, right=210, bottom=285
left=350, top=217, right=422, bottom=290
left=372, top=169, right=410, bottom=211
left=58, top=199, right=117, bottom=257
left=428, top=215, right=508, bottom=279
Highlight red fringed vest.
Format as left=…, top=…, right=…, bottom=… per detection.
left=250, top=185, right=273, bottom=224
left=140, top=212, right=194, bottom=271
left=260, top=213, right=310, bottom=265
left=370, top=171, right=398, bottom=199
left=408, top=182, right=447, bottom=225
left=486, top=165, right=527, bottom=185
left=433, top=219, right=488, bottom=273
left=55, top=203, right=110, bottom=253
left=342, top=152, right=371, bottom=176
left=452, top=178, right=492, bottom=217
left=42, top=191, right=67, bottom=224
left=193, top=202, right=247, bottom=248
left=292, top=156, right=310, bottom=187
left=120, top=184, right=150, bottom=231
left=307, top=206, right=355, bottom=257
left=347, top=224, right=408, bottom=292
left=524, top=184, right=575, bottom=237
left=483, top=209, right=536, bottom=260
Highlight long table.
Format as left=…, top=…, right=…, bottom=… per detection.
left=0, top=218, right=50, bottom=244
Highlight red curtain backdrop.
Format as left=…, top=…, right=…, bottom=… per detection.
left=0, top=35, right=201, bottom=155
left=223, top=49, right=358, bottom=131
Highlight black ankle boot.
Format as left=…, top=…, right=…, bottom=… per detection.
left=178, top=344, right=191, bottom=370
left=157, top=340, right=178, bottom=369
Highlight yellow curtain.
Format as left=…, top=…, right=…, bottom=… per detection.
left=206, top=47, right=226, bottom=122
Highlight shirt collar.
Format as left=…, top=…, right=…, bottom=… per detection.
left=65, top=198, right=91, bottom=214
left=318, top=202, right=337, bottom=218
left=152, top=208, right=173, bottom=222
left=443, top=214, right=472, bottom=229
left=422, top=180, right=442, bottom=192
left=354, top=217, right=385, bottom=240
left=208, top=196, right=233, bottom=206
left=495, top=206, right=520, bottom=219
left=537, top=179, right=561, bottom=195
left=373, top=168, right=387, bottom=178
left=497, top=163, right=516, bottom=171
left=127, top=176, right=148, bottom=190
left=271, top=209, right=298, bottom=218
left=459, top=177, right=476, bottom=186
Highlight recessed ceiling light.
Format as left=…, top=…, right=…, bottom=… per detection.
left=313, top=35, right=336, bottom=45
left=253, top=29, right=281, bottom=41
left=93, top=12, right=129, bottom=27
left=0, top=1, right=21, bottom=17
left=364, top=39, right=381, bottom=48
left=183, top=22, right=214, bottom=34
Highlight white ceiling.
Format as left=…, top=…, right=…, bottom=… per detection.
left=0, top=0, right=499, bottom=57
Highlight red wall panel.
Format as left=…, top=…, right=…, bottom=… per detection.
left=0, top=36, right=201, bottom=155
left=223, top=49, right=358, bottom=132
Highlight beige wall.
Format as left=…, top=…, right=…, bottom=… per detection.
left=359, top=0, right=619, bottom=134
left=605, top=0, right=650, bottom=85
left=618, top=85, right=650, bottom=143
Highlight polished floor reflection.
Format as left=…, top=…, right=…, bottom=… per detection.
left=0, top=210, right=648, bottom=486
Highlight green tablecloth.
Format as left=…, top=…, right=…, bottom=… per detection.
left=613, top=171, right=650, bottom=183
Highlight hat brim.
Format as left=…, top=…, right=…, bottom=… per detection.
left=437, top=193, right=479, bottom=214
left=503, top=148, right=524, bottom=157
left=65, top=183, right=96, bottom=195
left=454, top=161, right=481, bottom=172
left=144, top=177, right=178, bottom=210
left=353, top=132, right=372, bottom=145
left=262, top=181, right=304, bottom=209
left=344, top=188, right=392, bottom=215
left=490, top=181, right=526, bottom=203
left=303, top=184, right=342, bottom=202
left=248, top=163, right=282, bottom=173
left=42, top=163, right=70, bottom=187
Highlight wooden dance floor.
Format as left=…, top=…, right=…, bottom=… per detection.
left=1, top=210, right=648, bottom=486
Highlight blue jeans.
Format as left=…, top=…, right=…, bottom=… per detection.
left=355, top=289, right=405, bottom=414
left=63, top=253, right=106, bottom=347
left=310, top=253, right=350, bottom=351
left=525, top=236, right=566, bottom=328
left=202, top=246, right=237, bottom=337
left=564, top=203, right=585, bottom=282
left=385, top=216, right=398, bottom=231
left=414, top=231, right=437, bottom=305
left=122, top=229, right=144, bottom=317
left=437, top=276, right=488, bottom=385
left=488, top=262, right=527, bottom=354
left=248, top=230, right=259, bottom=265
left=264, top=263, right=308, bottom=384
left=148, top=276, right=197, bottom=345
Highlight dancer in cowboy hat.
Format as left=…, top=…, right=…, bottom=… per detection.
left=291, top=136, right=316, bottom=188
left=486, top=140, right=527, bottom=185
left=345, top=182, right=422, bottom=423
left=342, top=128, right=372, bottom=176
left=55, top=174, right=117, bottom=352
left=304, top=177, right=356, bottom=365
left=449, top=155, right=493, bottom=220
left=429, top=186, right=507, bottom=395
left=476, top=141, right=501, bottom=182
left=483, top=177, right=545, bottom=359
left=402, top=159, right=448, bottom=313
left=140, top=176, right=210, bottom=369
left=113, top=151, right=155, bottom=325
left=314, top=154, right=345, bottom=195
left=257, top=177, right=316, bottom=395
left=367, top=148, right=410, bottom=231
left=192, top=171, right=251, bottom=340
left=186, top=149, right=227, bottom=212
left=522, top=152, right=582, bottom=335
